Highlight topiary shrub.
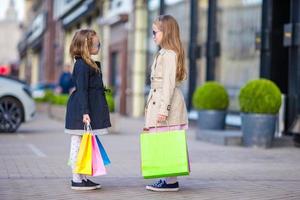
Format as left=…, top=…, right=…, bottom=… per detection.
left=238, top=79, right=282, bottom=114
left=192, top=81, right=229, bottom=110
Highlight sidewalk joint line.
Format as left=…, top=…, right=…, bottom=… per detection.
left=26, top=143, right=47, bottom=157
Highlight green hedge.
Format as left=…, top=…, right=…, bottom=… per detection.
left=51, top=94, right=69, bottom=106
left=35, top=89, right=115, bottom=112
left=105, top=92, right=115, bottom=112
left=192, top=81, right=229, bottom=110
left=34, top=90, right=54, bottom=103
left=34, top=90, right=68, bottom=106
left=238, top=79, right=282, bottom=114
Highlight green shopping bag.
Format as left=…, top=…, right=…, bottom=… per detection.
left=140, top=130, right=189, bottom=179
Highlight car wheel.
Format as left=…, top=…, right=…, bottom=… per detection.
left=0, top=97, right=23, bottom=133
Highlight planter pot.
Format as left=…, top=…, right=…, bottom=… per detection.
left=241, top=113, right=277, bottom=148
left=49, top=104, right=66, bottom=121
left=48, top=105, right=120, bottom=134
left=36, top=102, right=50, bottom=113
left=197, top=110, right=226, bottom=130
left=294, top=134, right=300, bottom=147
left=109, top=112, right=120, bottom=133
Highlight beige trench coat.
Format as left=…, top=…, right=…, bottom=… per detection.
left=144, top=48, right=188, bottom=128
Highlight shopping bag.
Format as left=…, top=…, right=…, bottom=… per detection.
left=74, top=133, right=93, bottom=175
left=187, top=144, right=191, bottom=173
left=91, top=135, right=107, bottom=176
left=95, top=135, right=111, bottom=166
left=140, top=130, right=189, bottom=179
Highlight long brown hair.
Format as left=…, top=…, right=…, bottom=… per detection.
left=154, top=15, right=186, bottom=81
left=69, top=29, right=99, bottom=72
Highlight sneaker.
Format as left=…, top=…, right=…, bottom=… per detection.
left=85, top=179, right=101, bottom=189
left=146, top=179, right=179, bottom=192
left=71, top=180, right=97, bottom=191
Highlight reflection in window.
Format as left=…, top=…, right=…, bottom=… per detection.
left=217, top=0, right=262, bottom=111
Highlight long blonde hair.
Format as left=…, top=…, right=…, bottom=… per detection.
left=154, top=15, right=186, bottom=81
left=69, top=29, right=99, bottom=72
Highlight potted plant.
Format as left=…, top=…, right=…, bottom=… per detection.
left=192, top=81, right=229, bottom=130
left=239, top=79, right=282, bottom=148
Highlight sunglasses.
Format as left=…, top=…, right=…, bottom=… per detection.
left=152, top=30, right=161, bottom=36
left=93, top=42, right=101, bottom=49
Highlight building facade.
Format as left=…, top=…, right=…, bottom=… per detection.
left=18, top=0, right=56, bottom=85
left=0, top=0, right=22, bottom=76
left=97, top=0, right=149, bottom=117
left=53, top=0, right=102, bottom=67
left=17, top=0, right=300, bottom=135
left=147, top=0, right=300, bottom=135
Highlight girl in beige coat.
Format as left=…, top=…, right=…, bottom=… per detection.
left=144, top=15, right=189, bottom=192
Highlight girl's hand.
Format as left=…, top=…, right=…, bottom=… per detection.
left=157, top=114, right=167, bottom=123
left=83, top=114, right=91, bottom=124
left=69, top=87, right=76, bottom=94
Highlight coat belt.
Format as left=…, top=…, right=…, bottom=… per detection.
left=151, top=82, right=162, bottom=89
left=151, top=81, right=181, bottom=89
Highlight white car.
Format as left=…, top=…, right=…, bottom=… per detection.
left=0, top=76, right=36, bottom=132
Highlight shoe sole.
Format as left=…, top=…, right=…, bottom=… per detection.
left=95, top=185, right=102, bottom=189
left=71, top=186, right=97, bottom=191
left=146, top=186, right=179, bottom=192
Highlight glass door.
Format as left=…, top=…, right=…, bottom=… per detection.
left=216, top=0, right=262, bottom=111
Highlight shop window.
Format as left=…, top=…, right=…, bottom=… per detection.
left=217, top=0, right=262, bottom=111
left=117, top=1, right=122, bottom=7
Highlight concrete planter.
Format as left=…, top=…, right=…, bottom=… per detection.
left=40, top=103, right=119, bottom=133
left=49, top=104, right=66, bottom=121
left=197, top=110, right=226, bottom=130
left=241, top=113, right=277, bottom=148
left=293, top=134, right=300, bottom=147
left=36, top=102, right=50, bottom=113
left=108, top=112, right=120, bottom=133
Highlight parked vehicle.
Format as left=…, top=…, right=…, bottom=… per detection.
left=0, top=76, right=36, bottom=132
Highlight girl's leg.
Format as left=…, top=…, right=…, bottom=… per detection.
left=69, top=135, right=101, bottom=189
left=165, top=177, right=178, bottom=184
left=69, top=135, right=82, bottom=183
left=146, top=177, right=179, bottom=192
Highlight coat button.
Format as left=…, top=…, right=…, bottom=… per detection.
left=167, top=105, right=171, bottom=111
left=151, top=77, right=154, bottom=80
left=153, top=101, right=156, bottom=105
left=154, top=89, right=156, bottom=92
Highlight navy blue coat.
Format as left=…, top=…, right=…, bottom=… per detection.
left=65, top=57, right=111, bottom=130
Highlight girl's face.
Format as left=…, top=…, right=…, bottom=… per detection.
left=89, top=36, right=100, bottom=55
left=152, top=24, right=163, bottom=46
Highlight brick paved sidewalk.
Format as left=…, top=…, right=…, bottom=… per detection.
left=0, top=112, right=300, bottom=200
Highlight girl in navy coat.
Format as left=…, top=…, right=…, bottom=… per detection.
left=65, top=29, right=111, bottom=190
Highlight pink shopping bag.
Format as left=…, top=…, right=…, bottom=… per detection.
left=92, top=135, right=107, bottom=176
